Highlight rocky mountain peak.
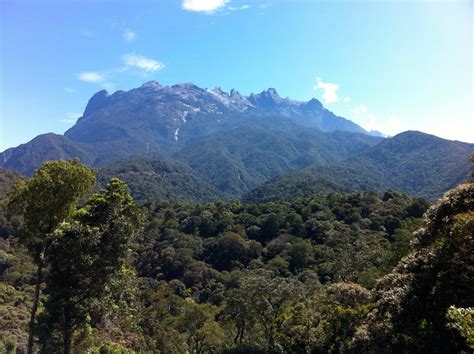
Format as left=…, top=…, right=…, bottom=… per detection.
left=83, top=89, right=110, bottom=116
left=140, top=81, right=162, bottom=90
left=266, top=88, right=280, bottom=97
left=213, top=86, right=228, bottom=96
left=303, top=98, right=323, bottom=110
left=230, top=89, right=241, bottom=97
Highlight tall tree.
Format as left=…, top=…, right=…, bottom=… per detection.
left=38, top=178, right=142, bottom=353
left=6, top=160, right=95, bottom=353
left=224, top=271, right=306, bottom=350
left=354, top=181, right=474, bottom=352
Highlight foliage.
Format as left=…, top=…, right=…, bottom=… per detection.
left=6, top=160, right=96, bottom=257
left=4, top=159, right=473, bottom=352
left=37, top=178, right=143, bottom=352
left=5, top=159, right=96, bottom=353
left=0, top=169, right=22, bottom=202
left=97, top=157, right=221, bottom=202
left=353, top=182, right=474, bottom=353
left=446, top=306, right=474, bottom=350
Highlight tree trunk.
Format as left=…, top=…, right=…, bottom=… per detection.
left=27, top=251, right=45, bottom=354
left=240, top=319, right=245, bottom=344
left=234, top=325, right=240, bottom=344
left=63, top=325, right=72, bottom=354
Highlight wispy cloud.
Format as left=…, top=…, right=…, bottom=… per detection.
left=123, top=29, right=136, bottom=42
left=59, top=112, right=81, bottom=124
left=64, top=87, right=76, bottom=93
left=77, top=72, right=104, bottom=83
left=228, top=4, right=250, bottom=11
left=76, top=53, right=164, bottom=90
left=182, top=0, right=229, bottom=13
left=343, top=96, right=350, bottom=103
left=123, top=53, right=165, bottom=72
left=313, top=77, right=339, bottom=104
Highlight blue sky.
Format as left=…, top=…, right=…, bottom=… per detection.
left=1, top=0, right=472, bottom=150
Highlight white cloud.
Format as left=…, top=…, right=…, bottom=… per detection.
left=313, top=77, right=339, bottom=104
left=367, top=114, right=377, bottom=130
left=59, top=112, right=81, bottom=123
left=357, top=113, right=402, bottom=136
left=182, top=0, right=228, bottom=13
left=228, top=4, right=250, bottom=11
left=343, top=96, right=350, bottom=103
left=352, top=104, right=368, bottom=114
left=77, top=72, right=104, bottom=83
left=123, top=29, right=136, bottom=42
left=64, top=87, right=76, bottom=93
left=123, top=53, right=165, bottom=72
left=76, top=54, right=164, bottom=88
left=387, top=115, right=401, bottom=130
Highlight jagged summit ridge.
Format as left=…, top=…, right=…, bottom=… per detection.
left=75, top=81, right=366, bottom=138
left=1, top=81, right=372, bottom=176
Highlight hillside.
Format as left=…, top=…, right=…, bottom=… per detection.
left=0, top=134, right=95, bottom=175
left=0, top=169, right=22, bottom=200
left=96, top=157, right=222, bottom=202
left=174, top=121, right=381, bottom=196
left=245, top=131, right=474, bottom=202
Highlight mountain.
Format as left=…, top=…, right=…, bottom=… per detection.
left=65, top=82, right=366, bottom=148
left=1, top=82, right=471, bottom=203
left=0, top=134, right=95, bottom=175
left=96, top=156, right=221, bottom=202
left=173, top=120, right=381, bottom=196
left=244, top=131, right=474, bottom=202
left=0, top=82, right=371, bottom=176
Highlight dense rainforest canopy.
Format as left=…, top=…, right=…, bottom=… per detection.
left=0, top=161, right=472, bottom=353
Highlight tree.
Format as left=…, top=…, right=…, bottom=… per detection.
left=204, top=232, right=262, bottom=271
left=6, top=160, right=95, bottom=353
left=355, top=182, right=474, bottom=353
left=38, top=178, right=142, bottom=353
left=278, top=283, right=371, bottom=353
left=445, top=306, right=474, bottom=350
left=287, top=240, right=314, bottom=273
left=224, top=271, right=306, bottom=351
left=405, top=198, right=430, bottom=218
left=175, top=301, right=225, bottom=354
left=259, top=213, right=279, bottom=243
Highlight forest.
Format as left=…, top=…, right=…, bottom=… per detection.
left=0, top=159, right=472, bottom=353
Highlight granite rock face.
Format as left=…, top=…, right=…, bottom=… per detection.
left=0, top=81, right=371, bottom=175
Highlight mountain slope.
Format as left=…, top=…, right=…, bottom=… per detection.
left=1, top=82, right=372, bottom=176
left=0, top=134, right=95, bottom=175
left=96, top=156, right=222, bottom=202
left=244, top=131, right=474, bottom=201
left=174, top=120, right=382, bottom=196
